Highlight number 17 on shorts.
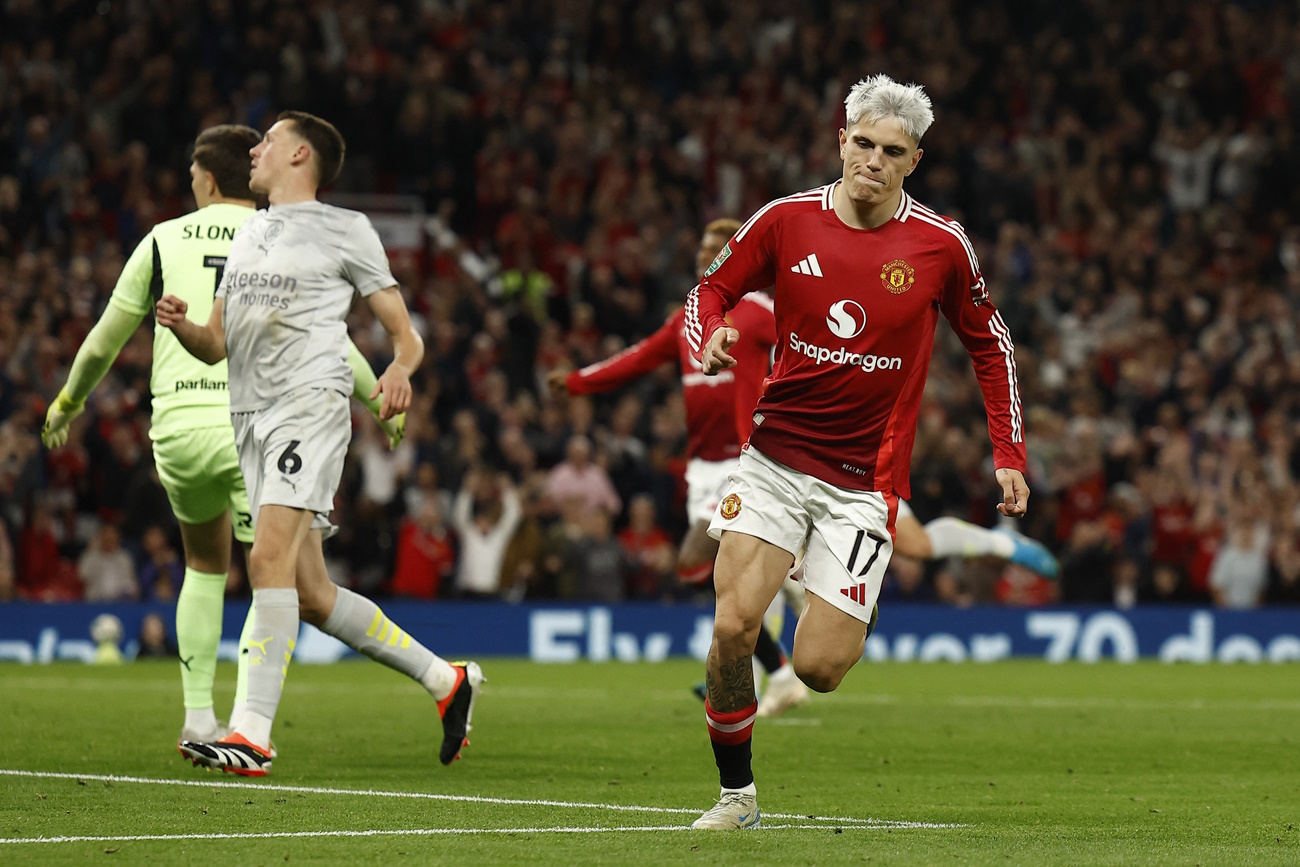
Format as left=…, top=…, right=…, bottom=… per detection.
left=799, top=492, right=895, bottom=624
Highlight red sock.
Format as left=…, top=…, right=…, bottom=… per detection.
left=705, top=699, right=756, bottom=789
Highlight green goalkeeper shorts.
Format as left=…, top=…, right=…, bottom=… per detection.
left=153, top=425, right=255, bottom=543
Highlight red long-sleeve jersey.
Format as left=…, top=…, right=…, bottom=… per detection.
left=685, top=182, right=1025, bottom=497
left=567, top=297, right=776, bottom=462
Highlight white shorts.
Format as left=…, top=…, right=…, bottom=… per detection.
left=708, top=446, right=896, bottom=624
left=897, top=498, right=913, bottom=520
left=685, top=457, right=737, bottom=525
left=231, top=388, right=350, bottom=535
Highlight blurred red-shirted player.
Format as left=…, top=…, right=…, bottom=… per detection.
left=547, top=220, right=811, bottom=716
left=683, top=73, right=1030, bottom=830
left=549, top=218, right=774, bottom=579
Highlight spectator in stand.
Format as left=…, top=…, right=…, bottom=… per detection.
left=499, top=477, right=549, bottom=602
left=79, top=523, right=138, bottom=602
left=137, top=612, right=178, bottom=659
left=390, top=499, right=456, bottom=600
left=452, top=469, right=522, bottom=599
left=545, top=435, right=621, bottom=519
left=1058, top=519, right=1119, bottom=604
left=1268, top=534, right=1300, bottom=606
left=1140, top=562, right=1193, bottom=604
left=137, top=524, right=181, bottom=602
left=618, top=494, right=675, bottom=600
left=402, top=462, right=454, bottom=525
left=16, top=503, right=78, bottom=601
left=356, top=413, right=415, bottom=514
left=565, top=509, right=633, bottom=604
left=1209, top=516, right=1271, bottom=609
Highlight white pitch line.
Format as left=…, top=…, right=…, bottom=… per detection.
left=0, top=769, right=962, bottom=829
left=0, top=823, right=950, bottom=845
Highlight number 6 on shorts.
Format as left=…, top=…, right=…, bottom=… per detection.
left=278, top=440, right=303, bottom=474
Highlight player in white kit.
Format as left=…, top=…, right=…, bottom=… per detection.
left=158, top=111, right=482, bottom=776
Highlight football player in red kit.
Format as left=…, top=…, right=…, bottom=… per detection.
left=685, top=74, right=1029, bottom=829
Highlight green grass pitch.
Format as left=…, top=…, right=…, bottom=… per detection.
left=0, top=659, right=1296, bottom=865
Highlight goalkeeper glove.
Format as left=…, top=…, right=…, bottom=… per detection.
left=41, top=389, right=85, bottom=449
left=374, top=409, right=406, bottom=451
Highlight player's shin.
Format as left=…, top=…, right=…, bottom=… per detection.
left=175, top=568, right=227, bottom=737
left=236, top=588, right=299, bottom=750
left=320, top=585, right=457, bottom=699
left=704, top=649, right=758, bottom=791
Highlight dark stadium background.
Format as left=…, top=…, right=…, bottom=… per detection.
left=2, top=0, right=1299, bottom=613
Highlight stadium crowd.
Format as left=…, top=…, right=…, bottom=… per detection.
left=1, top=0, right=1299, bottom=609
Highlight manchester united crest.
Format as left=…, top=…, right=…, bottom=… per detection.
left=880, top=259, right=915, bottom=294
left=719, top=493, right=742, bottom=520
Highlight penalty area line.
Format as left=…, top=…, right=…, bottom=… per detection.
left=0, top=769, right=964, bottom=830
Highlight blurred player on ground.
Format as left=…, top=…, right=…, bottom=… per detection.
left=158, top=111, right=481, bottom=776
left=40, top=125, right=403, bottom=750
left=685, top=74, right=1030, bottom=829
left=548, top=220, right=809, bottom=717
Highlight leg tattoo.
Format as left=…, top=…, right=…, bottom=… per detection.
left=706, top=648, right=756, bottom=712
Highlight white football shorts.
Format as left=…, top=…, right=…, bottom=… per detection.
left=231, top=388, right=350, bottom=536
left=685, top=456, right=737, bottom=525
left=708, top=445, right=897, bottom=624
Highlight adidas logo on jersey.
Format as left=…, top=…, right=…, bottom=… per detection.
left=790, top=253, right=823, bottom=277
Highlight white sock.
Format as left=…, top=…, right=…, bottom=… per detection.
left=228, top=702, right=247, bottom=733
left=240, top=711, right=274, bottom=750
left=420, top=658, right=458, bottom=700
left=235, top=588, right=298, bottom=749
left=924, top=517, right=1015, bottom=559
left=321, top=586, right=458, bottom=699
left=184, top=707, right=219, bottom=736
left=722, top=783, right=758, bottom=797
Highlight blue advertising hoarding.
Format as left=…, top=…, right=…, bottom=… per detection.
left=0, top=601, right=1297, bottom=664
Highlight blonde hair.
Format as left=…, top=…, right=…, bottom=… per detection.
left=844, top=74, right=935, bottom=143
left=704, top=218, right=742, bottom=238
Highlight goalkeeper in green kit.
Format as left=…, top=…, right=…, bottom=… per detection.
left=41, top=125, right=402, bottom=747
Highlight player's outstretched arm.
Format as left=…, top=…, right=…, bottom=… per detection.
left=701, top=326, right=740, bottom=375
left=41, top=305, right=144, bottom=448
left=366, top=285, right=424, bottom=420
left=155, top=295, right=227, bottom=364
left=995, top=467, right=1030, bottom=518
left=560, top=313, right=680, bottom=396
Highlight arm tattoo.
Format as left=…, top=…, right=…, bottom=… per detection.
left=706, top=649, right=755, bottom=712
